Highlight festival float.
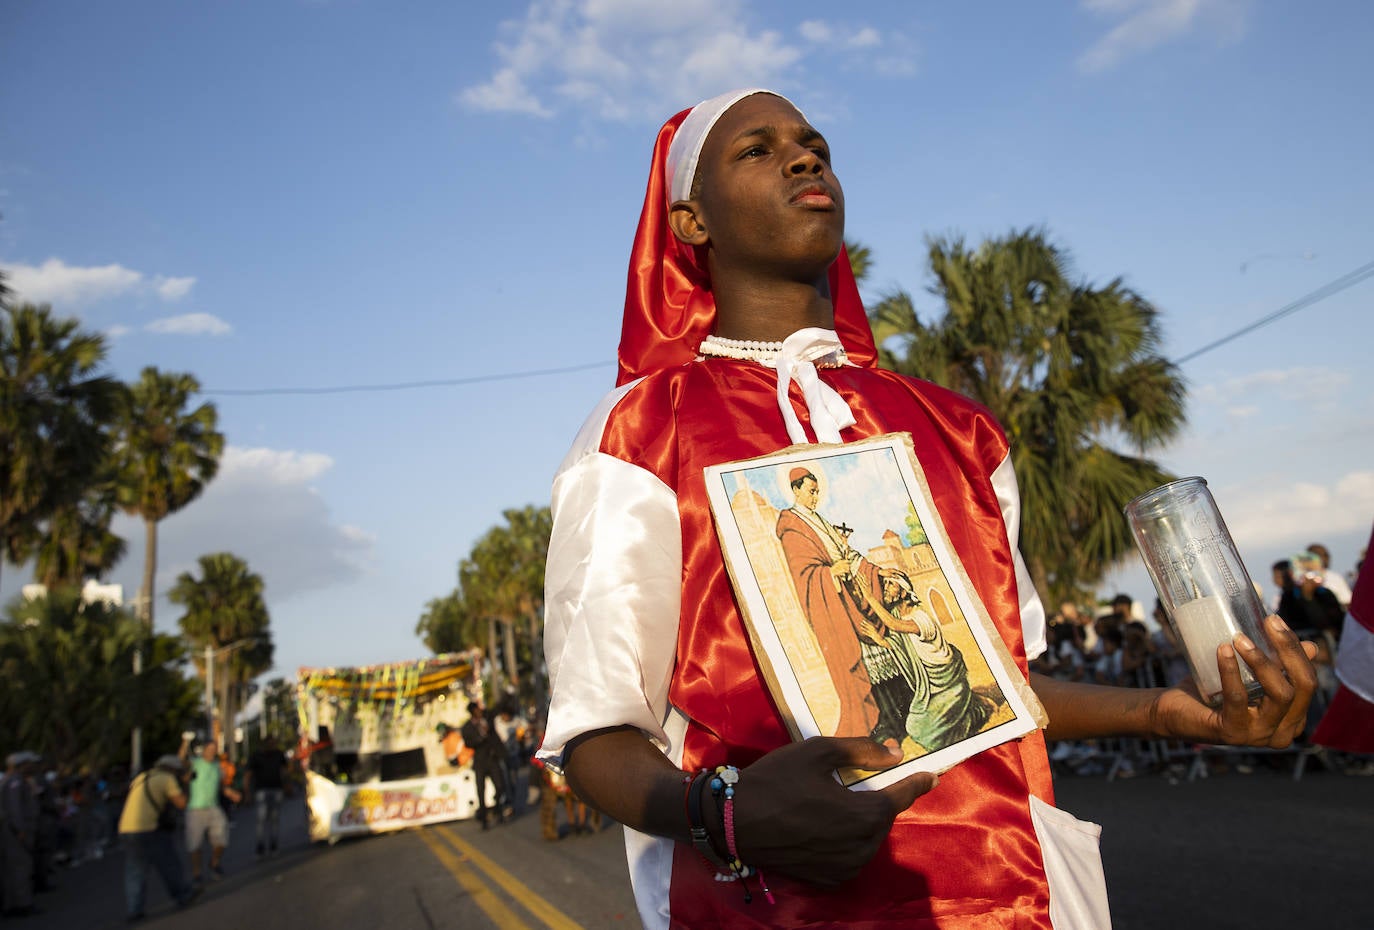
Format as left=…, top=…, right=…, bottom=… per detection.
left=296, top=650, right=492, bottom=841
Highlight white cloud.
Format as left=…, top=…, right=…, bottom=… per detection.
left=1, top=257, right=197, bottom=307
left=458, top=1, right=906, bottom=122
left=220, top=447, right=334, bottom=485
left=153, top=275, right=196, bottom=300
left=3, top=258, right=141, bottom=306
left=145, top=312, right=231, bottom=336
left=126, top=445, right=376, bottom=605
left=848, top=27, right=882, bottom=49
left=1192, top=365, right=1348, bottom=410
left=461, top=67, right=553, bottom=117
left=1077, top=0, right=1250, bottom=73
left=1220, top=470, right=1374, bottom=551
left=106, top=324, right=131, bottom=339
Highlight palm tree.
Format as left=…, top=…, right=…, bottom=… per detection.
left=870, top=228, right=1186, bottom=603
left=0, top=303, right=121, bottom=589
left=0, top=588, right=145, bottom=772
left=416, top=588, right=482, bottom=655
left=846, top=239, right=873, bottom=284
left=456, top=506, right=553, bottom=706
left=169, top=552, right=273, bottom=756
left=113, top=367, right=224, bottom=627
left=32, top=475, right=127, bottom=589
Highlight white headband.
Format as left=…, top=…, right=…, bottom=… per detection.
left=665, top=88, right=800, bottom=204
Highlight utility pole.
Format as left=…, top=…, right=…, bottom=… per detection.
left=205, top=642, right=215, bottom=745
left=131, top=590, right=151, bottom=772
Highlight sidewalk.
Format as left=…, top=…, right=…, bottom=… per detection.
left=9, top=795, right=311, bottom=929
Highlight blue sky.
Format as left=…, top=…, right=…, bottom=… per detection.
left=3, top=0, right=1371, bottom=678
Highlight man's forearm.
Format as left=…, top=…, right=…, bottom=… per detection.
left=1030, top=672, right=1164, bottom=742
left=564, top=726, right=696, bottom=843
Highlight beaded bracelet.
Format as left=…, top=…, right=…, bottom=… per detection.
left=684, top=770, right=731, bottom=872
left=708, top=765, right=774, bottom=905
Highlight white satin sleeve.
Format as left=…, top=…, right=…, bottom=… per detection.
left=537, top=389, right=683, bottom=769
left=991, top=451, right=1048, bottom=662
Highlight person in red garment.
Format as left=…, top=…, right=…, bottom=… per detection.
left=1311, top=522, right=1374, bottom=760
left=537, top=88, right=1318, bottom=929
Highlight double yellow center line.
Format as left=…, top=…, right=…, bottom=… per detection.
left=418, top=824, right=585, bottom=930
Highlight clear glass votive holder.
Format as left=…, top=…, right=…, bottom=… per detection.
left=1124, top=477, right=1272, bottom=706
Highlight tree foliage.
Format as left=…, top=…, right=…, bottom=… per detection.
left=0, top=303, right=122, bottom=588
left=113, top=367, right=224, bottom=625
left=425, top=506, right=552, bottom=707
left=169, top=552, right=273, bottom=757
left=0, top=588, right=199, bottom=773
left=868, top=228, right=1186, bottom=602
left=32, top=474, right=127, bottom=589
left=415, top=588, right=480, bottom=655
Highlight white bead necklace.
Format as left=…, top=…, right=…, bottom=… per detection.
left=698, top=334, right=785, bottom=360
left=698, top=334, right=846, bottom=367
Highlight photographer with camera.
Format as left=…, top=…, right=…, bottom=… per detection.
left=117, top=735, right=201, bottom=921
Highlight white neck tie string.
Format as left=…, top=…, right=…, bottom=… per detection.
left=769, top=328, right=856, bottom=444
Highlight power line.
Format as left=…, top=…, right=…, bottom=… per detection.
left=204, top=360, right=614, bottom=397
left=1176, top=259, right=1374, bottom=364
left=202, top=259, right=1373, bottom=396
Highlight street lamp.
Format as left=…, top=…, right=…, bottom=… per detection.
left=203, top=636, right=265, bottom=754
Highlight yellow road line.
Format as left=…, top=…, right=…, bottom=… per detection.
left=433, top=824, right=586, bottom=930
left=418, top=827, right=534, bottom=930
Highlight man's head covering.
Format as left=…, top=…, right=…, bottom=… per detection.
left=6, top=750, right=40, bottom=767
left=154, top=754, right=185, bottom=772
left=788, top=467, right=815, bottom=485
left=616, top=88, right=876, bottom=386
left=664, top=88, right=768, bottom=205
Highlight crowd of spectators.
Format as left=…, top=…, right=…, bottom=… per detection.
left=1032, top=540, right=1366, bottom=778
left=0, top=734, right=298, bottom=921
left=0, top=752, right=137, bottom=918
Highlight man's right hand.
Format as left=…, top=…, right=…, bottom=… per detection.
left=729, top=737, right=937, bottom=886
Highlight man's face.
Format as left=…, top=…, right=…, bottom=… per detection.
left=201, top=743, right=217, bottom=762
left=794, top=476, right=820, bottom=511
left=689, top=94, right=845, bottom=279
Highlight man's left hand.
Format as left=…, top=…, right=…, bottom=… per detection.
left=1149, top=615, right=1319, bottom=749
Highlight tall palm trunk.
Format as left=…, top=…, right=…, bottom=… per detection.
left=141, top=517, right=158, bottom=627
left=527, top=610, right=545, bottom=718
left=502, top=618, right=519, bottom=690
left=486, top=616, right=502, bottom=697
left=220, top=668, right=232, bottom=756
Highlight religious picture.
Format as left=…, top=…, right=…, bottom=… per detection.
left=704, top=433, right=1044, bottom=790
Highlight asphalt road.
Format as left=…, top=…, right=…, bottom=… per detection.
left=12, top=760, right=1371, bottom=929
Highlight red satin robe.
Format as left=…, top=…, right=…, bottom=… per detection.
left=582, top=358, right=1058, bottom=928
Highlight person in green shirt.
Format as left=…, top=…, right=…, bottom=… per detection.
left=184, top=742, right=241, bottom=883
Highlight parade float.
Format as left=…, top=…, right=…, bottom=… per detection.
left=296, top=650, right=493, bottom=841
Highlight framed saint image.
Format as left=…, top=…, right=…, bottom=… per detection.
left=704, top=433, right=1044, bottom=790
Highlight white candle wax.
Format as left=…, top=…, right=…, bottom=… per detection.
left=1172, top=596, right=1254, bottom=702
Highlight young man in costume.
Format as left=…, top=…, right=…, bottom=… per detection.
left=538, top=89, right=1318, bottom=929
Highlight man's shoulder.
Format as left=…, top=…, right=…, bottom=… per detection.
left=856, top=367, right=1004, bottom=422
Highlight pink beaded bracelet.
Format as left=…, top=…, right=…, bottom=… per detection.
left=709, top=764, right=774, bottom=905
